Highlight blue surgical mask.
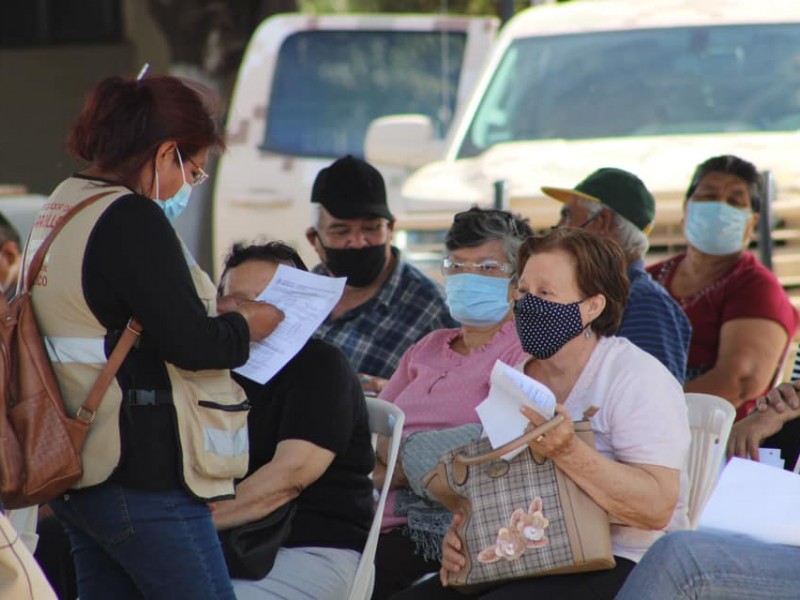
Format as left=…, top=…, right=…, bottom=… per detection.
left=444, top=273, right=511, bottom=327
left=155, top=149, right=192, bottom=223
left=684, top=200, right=750, bottom=256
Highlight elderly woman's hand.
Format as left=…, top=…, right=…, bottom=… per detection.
left=439, top=513, right=466, bottom=587
left=521, top=404, right=577, bottom=458
left=728, top=409, right=786, bottom=461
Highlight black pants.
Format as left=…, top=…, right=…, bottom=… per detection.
left=34, top=514, right=77, bottom=600
left=372, top=528, right=440, bottom=600
left=388, top=557, right=636, bottom=600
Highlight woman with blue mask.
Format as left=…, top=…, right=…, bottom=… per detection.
left=398, top=227, right=690, bottom=600
left=648, top=155, right=797, bottom=422
left=371, top=207, right=532, bottom=599
left=26, top=74, right=284, bottom=600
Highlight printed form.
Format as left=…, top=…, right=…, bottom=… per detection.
left=700, top=457, right=800, bottom=546
left=234, top=264, right=345, bottom=384
left=475, top=360, right=557, bottom=458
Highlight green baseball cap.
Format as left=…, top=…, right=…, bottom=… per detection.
left=541, top=168, right=656, bottom=234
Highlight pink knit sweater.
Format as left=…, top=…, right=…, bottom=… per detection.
left=379, top=320, right=527, bottom=530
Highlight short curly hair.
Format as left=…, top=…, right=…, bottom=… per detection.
left=516, top=228, right=630, bottom=336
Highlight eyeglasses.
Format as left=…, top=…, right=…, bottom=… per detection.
left=442, top=257, right=514, bottom=277
left=558, top=206, right=602, bottom=229
left=321, top=222, right=388, bottom=244
left=186, top=156, right=209, bottom=187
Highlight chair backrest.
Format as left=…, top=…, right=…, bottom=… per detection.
left=684, top=392, right=736, bottom=529
left=771, top=338, right=797, bottom=388
left=347, top=397, right=405, bottom=600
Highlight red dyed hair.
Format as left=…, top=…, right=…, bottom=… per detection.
left=517, top=227, right=630, bottom=336
left=67, top=75, right=225, bottom=188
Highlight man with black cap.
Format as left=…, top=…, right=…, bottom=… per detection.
left=542, top=167, right=691, bottom=383
left=306, top=155, right=456, bottom=392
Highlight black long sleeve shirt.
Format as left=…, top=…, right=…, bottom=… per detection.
left=77, top=180, right=250, bottom=490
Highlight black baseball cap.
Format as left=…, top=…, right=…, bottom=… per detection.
left=311, top=155, right=394, bottom=221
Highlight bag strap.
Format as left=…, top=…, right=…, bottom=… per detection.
left=455, top=415, right=565, bottom=466
left=22, top=189, right=144, bottom=424
left=76, top=318, right=142, bottom=424
left=20, top=191, right=115, bottom=292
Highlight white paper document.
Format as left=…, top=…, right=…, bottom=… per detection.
left=759, top=448, right=785, bottom=470
left=475, top=360, right=557, bottom=459
left=233, top=265, right=345, bottom=384
left=699, top=457, right=800, bottom=546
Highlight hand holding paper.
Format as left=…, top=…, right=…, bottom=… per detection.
left=234, top=265, right=345, bottom=384
left=475, top=361, right=557, bottom=458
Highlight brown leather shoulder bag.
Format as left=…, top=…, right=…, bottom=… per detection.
left=0, top=192, right=141, bottom=508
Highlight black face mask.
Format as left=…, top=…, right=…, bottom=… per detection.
left=319, top=241, right=388, bottom=288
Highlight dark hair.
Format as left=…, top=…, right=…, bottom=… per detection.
left=446, top=207, right=533, bottom=268
left=686, top=155, right=763, bottom=213
left=219, top=241, right=308, bottom=294
left=0, top=213, right=20, bottom=248
left=516, top=228, right=629, bottom=336
left=67, top=74, right=225, bottom=189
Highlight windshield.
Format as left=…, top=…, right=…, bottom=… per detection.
left=264, top=29, right=466, bottom=158
left=458, top=24, right=800, bottom=158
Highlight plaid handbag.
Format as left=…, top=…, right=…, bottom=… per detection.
left=423, top=417, right=614, bottom=592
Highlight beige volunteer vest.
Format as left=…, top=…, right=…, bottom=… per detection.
left=24, top=178, right=249, bottom=499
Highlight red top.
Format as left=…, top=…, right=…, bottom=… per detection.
left=648, top=252, right=798, bottom=419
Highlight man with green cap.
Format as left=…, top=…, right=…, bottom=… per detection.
left=542, top=167, right=691, bottom=383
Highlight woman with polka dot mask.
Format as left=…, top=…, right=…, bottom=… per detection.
left=410, top=227, right=691, bottom=600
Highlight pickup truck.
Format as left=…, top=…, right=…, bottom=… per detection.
left=365, top=0, right=800, bottom=308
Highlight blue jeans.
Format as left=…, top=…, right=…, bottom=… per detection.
left=50, top=484, right=235, bottom=600
left=615, top=530, right=800, bottom=600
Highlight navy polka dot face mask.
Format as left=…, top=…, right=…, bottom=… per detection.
left=513, top=294, right=586, bottom=359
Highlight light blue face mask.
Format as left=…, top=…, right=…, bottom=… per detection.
left=684, top=200, right=751, bottom=256
left=444, top=273, right=512, bottom=327
left=155, top=149, right=192, bottom=223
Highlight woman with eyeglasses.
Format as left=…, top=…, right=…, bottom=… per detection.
left=395, top=227, right=690, bottom=600
left=24, top=74, right=282, bottom=599
left=371, top=207, right=533, bottom=599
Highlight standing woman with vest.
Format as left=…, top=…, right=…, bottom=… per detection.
left=24, top=75, right=282, bottom=599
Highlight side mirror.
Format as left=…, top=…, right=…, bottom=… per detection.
left=364, top=115, right=444, bottom=170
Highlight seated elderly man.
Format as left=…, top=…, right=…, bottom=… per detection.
left=542, top=168, right=691, bottom=383
left=212, top=241, right=375, bottom=599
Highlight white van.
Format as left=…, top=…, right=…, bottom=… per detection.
left=211, top=13, right=497, bottom=276
left=367, top=0, right=800, bottom=304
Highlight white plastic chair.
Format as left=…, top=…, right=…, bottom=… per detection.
left=684, top=393, right=736, bottom=529
left=347, top=397, right=405, bottom=600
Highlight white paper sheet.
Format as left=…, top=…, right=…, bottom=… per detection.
left=233, top=265, right=345, bottom=384
left=475, top=361, right=556, bottom=459
left=698, top=457, right=800, bottom=545
left=759, top=448, right=785, bottom=470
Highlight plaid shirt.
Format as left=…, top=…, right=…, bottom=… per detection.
left=313, top=249, right=458, bottom=379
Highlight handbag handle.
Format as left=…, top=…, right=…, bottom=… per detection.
left=455, top=415, right=565, bottom=466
